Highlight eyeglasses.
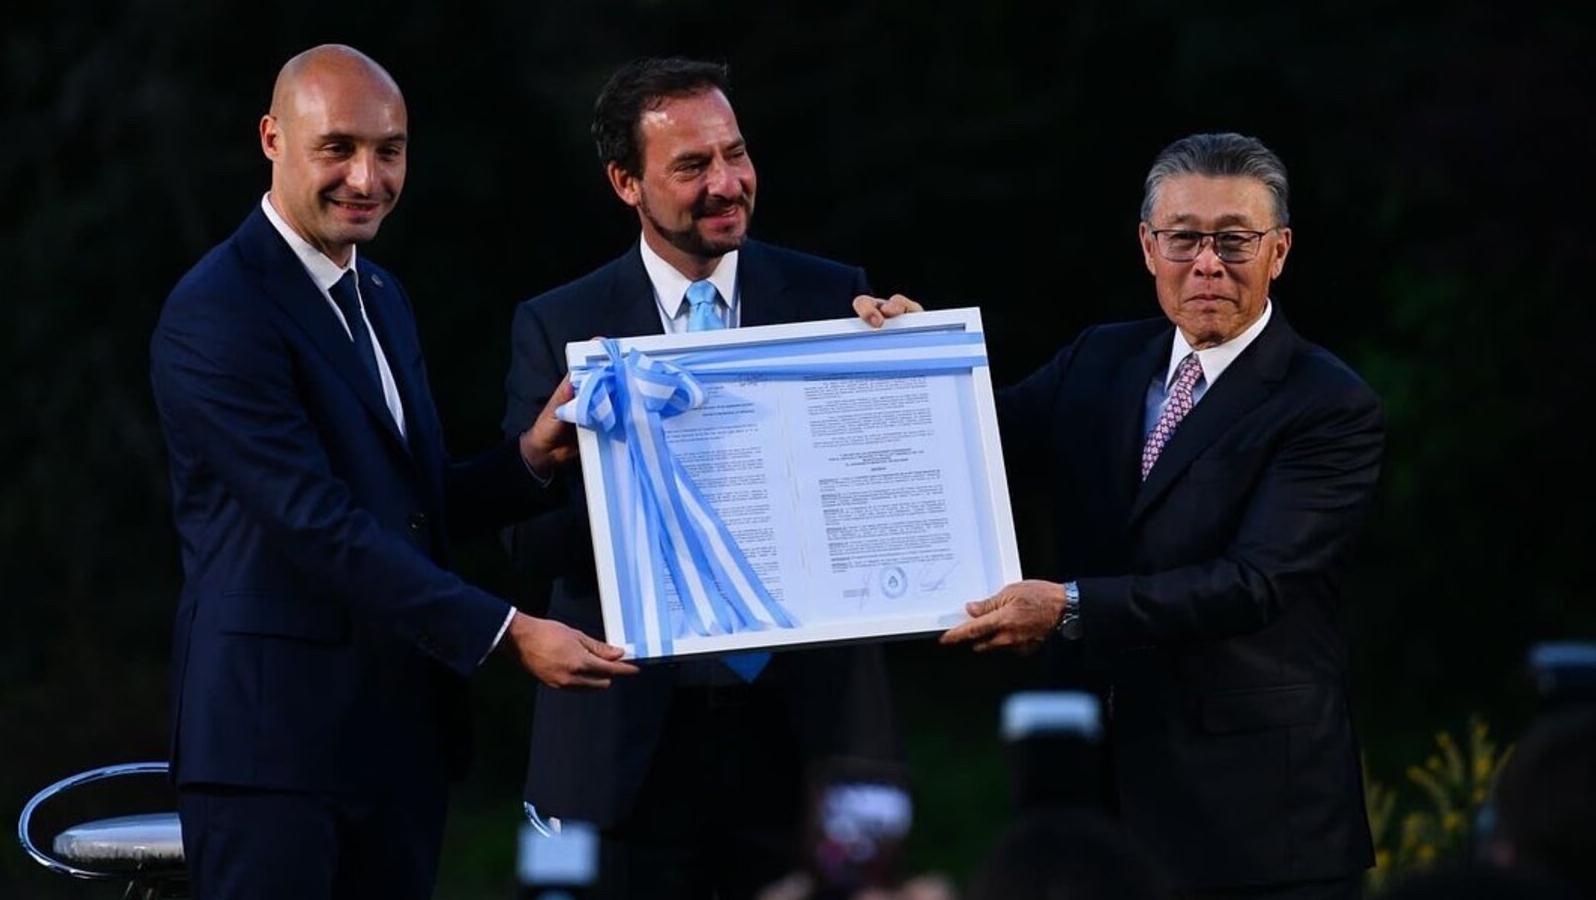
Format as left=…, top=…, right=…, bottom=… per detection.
left=1148, top=227, right=1280, bottom=263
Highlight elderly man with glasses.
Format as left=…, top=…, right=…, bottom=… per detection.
left=863, top=133, right=1384, bottom=899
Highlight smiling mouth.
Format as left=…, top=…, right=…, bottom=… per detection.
left=328, top=198, right=382, bottom=213
left=696, top=198, right=747, bottom=220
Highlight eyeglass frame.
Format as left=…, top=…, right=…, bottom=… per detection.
left=1145, top=226, right=1284, bottom=263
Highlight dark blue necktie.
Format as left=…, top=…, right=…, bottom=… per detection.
left=329, top=270, right=381, bottom=389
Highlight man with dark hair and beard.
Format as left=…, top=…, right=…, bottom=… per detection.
left=502, top=57, right=900, bottom=899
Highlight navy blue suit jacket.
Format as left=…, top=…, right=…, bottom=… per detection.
left=1001, top=311, right=1382, bottom=889
left=502, top=241, right=900, bottom=826
left=150, top=207, right=545, bottom=796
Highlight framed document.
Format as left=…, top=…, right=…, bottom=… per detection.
left=563, top=308, right=1020, bottom=660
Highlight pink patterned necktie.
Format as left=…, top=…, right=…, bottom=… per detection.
left=1141, top=353, right=1204, bottom=480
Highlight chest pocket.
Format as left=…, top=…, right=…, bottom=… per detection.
left=1186, top=450, right=1264, bottom=484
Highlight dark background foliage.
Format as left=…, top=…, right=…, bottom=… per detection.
left=4, top=1, right=1592, bottom=895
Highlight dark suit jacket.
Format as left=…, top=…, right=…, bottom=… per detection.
left=502, top=240, right=899, bottom=826
left=999, top=311, right=1382, bottom=890
left=150, top=207, right=545, bottom=798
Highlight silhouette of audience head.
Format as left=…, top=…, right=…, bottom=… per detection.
left=966, top=809, right=1168, bottom=900
left=1484, top=705, right=1596, bottom=897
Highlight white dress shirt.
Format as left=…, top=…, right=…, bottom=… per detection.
left=638, top=236, right=740, bottom=332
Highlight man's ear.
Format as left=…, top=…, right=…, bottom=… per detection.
left=1270, top=226, right=1293, bottom=280
left=606, top=162, right=641, bottom=209
left=260, top=114, right=281, bottom=161
left=1138, top=221, right=1158, bottom=276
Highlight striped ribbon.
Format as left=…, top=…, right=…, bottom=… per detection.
left=559, top=328, right=988, bottom=659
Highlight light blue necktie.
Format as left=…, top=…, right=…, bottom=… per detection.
left=683, top=280, right=769, bottom=682
left=685, top=279, right=724, bottom=332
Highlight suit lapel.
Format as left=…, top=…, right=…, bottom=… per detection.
left=734, top=241, right=798, bottom=327
left=1127, top=312, right=1294, bottom=525
left=234, top=209, right=409, bottom=453
left=607, top=243, right=669, bottom=340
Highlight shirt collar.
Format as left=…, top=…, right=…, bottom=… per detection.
left=260, top=193, right=357, bottom=292
left=1165, top=300, right=1273, bottom=389
left=638, top=235, right=739, bottom=320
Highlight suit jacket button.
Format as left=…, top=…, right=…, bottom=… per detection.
left=408, top=512, right=428, bottom=534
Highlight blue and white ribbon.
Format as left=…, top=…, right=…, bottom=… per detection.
left=560, top=328, right=988, bottom=658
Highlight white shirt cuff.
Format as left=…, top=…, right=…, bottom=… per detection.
left=481, top=606, right=517, bottom=665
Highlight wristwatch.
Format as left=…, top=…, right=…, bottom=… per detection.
left=1056, top=581, right=1082, bottom=640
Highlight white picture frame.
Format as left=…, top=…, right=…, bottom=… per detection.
left=566, top=308, right=1021, bottom=660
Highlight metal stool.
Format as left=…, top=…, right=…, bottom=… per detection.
left=17, top=762, right=187, bottom=899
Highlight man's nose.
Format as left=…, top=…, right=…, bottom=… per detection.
left=1192, top=239, right=1227, bottom=276
left=345, top=150, right=374, bottom=194
left=705, top=157, right=738, bottom=197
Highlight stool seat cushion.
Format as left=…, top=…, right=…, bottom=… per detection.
left=52, top=813, right=184, bottom=868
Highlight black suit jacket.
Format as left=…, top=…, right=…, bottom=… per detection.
left=999, top=311, right=1382, bottom=890
left=150, top=207, right=545, bottom=797
left=502, top=240, right=899, bottom=825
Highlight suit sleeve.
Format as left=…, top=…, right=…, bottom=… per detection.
left=150, top=295, right=509, bottom=677
left=443, top=436, right=552, bottom=539
left=996, top=332, right=1085, bottom=483
left=1076, top=383, right=1384, bottom=649
left=502, top=301, right=591, bottom=593
left=377, top=272, right=549, bottom=539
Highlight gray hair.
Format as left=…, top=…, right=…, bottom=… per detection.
left=1140, top=133, right=1290, bottom=226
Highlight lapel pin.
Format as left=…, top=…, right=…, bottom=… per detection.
left=371, top=273, right=385, bottom=288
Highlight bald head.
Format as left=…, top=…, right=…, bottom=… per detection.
left=260, top=44, right=408, bottom=267
left=270, top=44, right=403, bottom=121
